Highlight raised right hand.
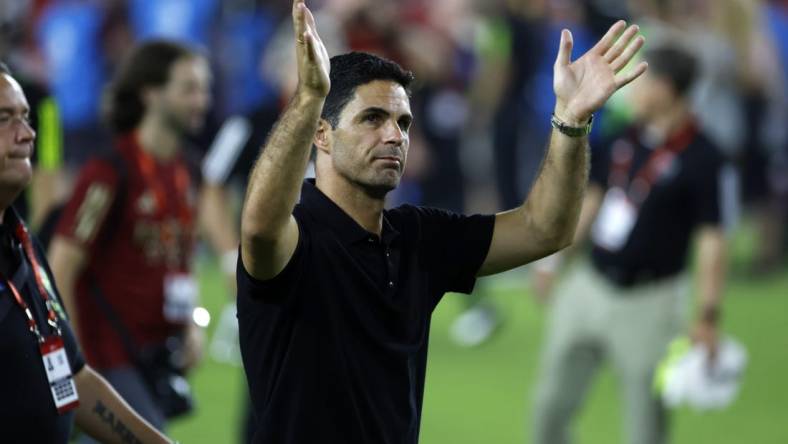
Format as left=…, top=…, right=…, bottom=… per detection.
left=293, top=0, right=330, bottom=98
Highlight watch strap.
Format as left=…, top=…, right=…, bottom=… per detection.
left=551, top=113, right=594, bottom=137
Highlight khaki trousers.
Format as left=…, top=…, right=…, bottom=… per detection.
left=532, top=261, right=689, bottom=444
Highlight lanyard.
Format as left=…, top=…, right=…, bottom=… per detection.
left=608, top=120, right=697, bottom=205
left=131, top=134, right=193, bottom=228
left=2, top=222, right=61, bottom=342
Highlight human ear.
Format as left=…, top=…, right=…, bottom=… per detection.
left=314, top=118, right=332, bottom=154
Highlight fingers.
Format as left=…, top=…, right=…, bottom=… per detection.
left=590, top=20, right=627, bottom=55
left=303, top=30, right=319, bottom=62
left=604, top=24, right=640, bottom=65
left=293, top=1, right=306, bottom=42
left=610, top=34, right=645, bottom=72
left=290, top=0, right=330, bottom=95
left=555, top=29, right=574, bottom=67
left=303, top=1, right=317, bottom=31
left=615, top=61, right=648, bottom=89
left=294, top=1, right=322, bottom=50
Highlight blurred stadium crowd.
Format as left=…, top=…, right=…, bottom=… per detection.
left=2, top=0, right=787, bottom=269
left=2, top=0, right=787, bottom=442
left=0, top=0, right=780, bottom=245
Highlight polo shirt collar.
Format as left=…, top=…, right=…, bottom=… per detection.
left=300, top=179, right=399, bottom=245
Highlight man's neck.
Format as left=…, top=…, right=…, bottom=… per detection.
left=137, top=114, right=180, bottom=160
left=316, top=176, right=386, bottom=235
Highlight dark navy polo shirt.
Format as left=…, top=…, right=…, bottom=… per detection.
left=238, top=180, right=495, bottom=444
left=0, top=208, right=86, bottom=443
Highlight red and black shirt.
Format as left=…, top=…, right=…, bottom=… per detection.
left=589, top=120, right=730, bottom=286
left=55, top=132, right=196, bottom=368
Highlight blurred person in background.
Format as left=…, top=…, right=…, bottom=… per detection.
left=47, top=40, right=212, bottom=437
left=530, top=44, right=733, bottom=444
left=237, top=0, right=646, bottom=441
left=635, top=0, right=787, bottom=272
left=450, top=0, right=600, bottom=347
left=635, top=0, right=746, bottom=180
left=126, top=0, right=261, bottom=290
left=36, top=0, right=111, bottom=166
left=394, top=0, right=501, bottom=346
left=743, top=0, right=788, bottom=273
left=396, top=0, right=473, bottom=213
left=0, top=60, right=175, bottom=444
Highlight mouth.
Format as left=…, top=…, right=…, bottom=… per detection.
left=8, top=147, right=32, bottom=160
left=374, top=156, right=402, bottom=169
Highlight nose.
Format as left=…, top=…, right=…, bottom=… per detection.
left=197, top=90, right=211, bottom=112
left=15, top=118, right=35, bottom=144
left=383, top=119, right=405, bottom=146
left=194, top=86, right=212, bottom=111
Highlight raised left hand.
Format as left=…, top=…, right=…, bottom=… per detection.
left=553, top=21, right=647, bottom=125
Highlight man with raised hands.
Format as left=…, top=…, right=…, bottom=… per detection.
left=237, top=1, right=647, bottom=442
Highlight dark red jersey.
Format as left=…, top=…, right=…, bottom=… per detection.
left=55, top=132, right=196, bottom=368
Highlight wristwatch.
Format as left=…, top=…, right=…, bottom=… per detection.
left=550, top=113, right=594, bottom=137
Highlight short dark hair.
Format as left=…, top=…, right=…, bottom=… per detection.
left=103, top=40, right=201, bottom=133
left=642, top=45, right=698, bottom=96
left=322, top=52, right=414, bottom=128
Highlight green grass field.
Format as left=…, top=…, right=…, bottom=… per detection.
left=169, top=233, right=788, bottom=444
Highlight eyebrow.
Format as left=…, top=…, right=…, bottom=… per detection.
left=0, top=106, right=29, bottom=115
left=357, top=107, right=413, bottom=121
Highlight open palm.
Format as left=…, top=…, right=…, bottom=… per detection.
left=293, top=0, right=330, bottom=97
left=554, top=21, right=647, bottom=124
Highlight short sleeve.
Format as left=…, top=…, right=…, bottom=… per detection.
left=236, top=213, right=307, bottom=306
left=54, top=159, right=120, bottom=250
left=689, top=146, right=725, bottom=227
left=408, top=206, right=495, bottom=294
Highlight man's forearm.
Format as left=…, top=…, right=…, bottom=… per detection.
left=521, top=123, right=589, bottom=250
left=697, top=227, right=727, bottom=321
left=49, top=237, right=85, bottom=340
left=535, top=184, right=603, bottom=274
left=199, top=184, right=239, bottom=253
left=74, top=367, right=171, bottom=444
left=241, top=92, right=324, bottom=239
